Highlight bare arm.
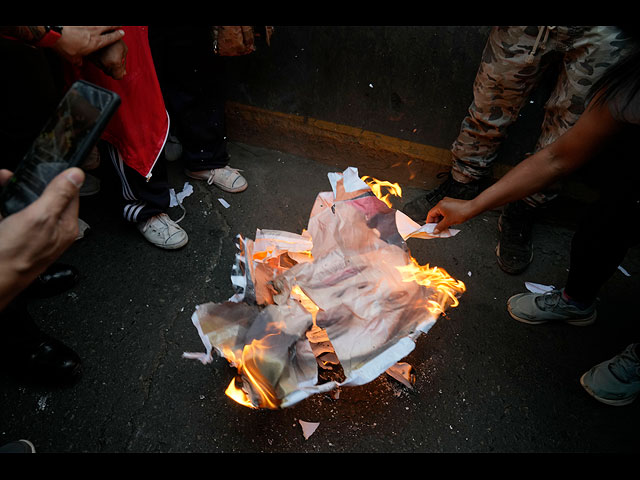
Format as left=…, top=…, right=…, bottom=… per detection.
left=0, top=168, right=84, bottom=311
left=427, top=98, right=625, bottom=233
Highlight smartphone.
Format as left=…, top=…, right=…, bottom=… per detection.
left=0, top=80, right=120, bottom=217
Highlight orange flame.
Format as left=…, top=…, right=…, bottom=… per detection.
left=223, top=333, right=283, bottom=410
left=361, top=175, right=402, bottom=207
left=396, top=257, right=466, bottom=316
left=223, top=285, right=322, bottom=410
left=225, top=377, right=256, bottom=409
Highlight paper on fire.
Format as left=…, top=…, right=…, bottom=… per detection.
left=183, top=167, right=466, bottom=409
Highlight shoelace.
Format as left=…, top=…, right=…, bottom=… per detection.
left=206, top=166, right=244, bottom=186
left=608, top=347, right=640, bottom=382
left=535, top=289, right=564, bottom=311
left=146, top=214, right=178, bottom=233
left=527, top=26, right=556, bottom=64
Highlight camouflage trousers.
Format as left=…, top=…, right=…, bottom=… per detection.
left=451, top=26, right=634, bottom=206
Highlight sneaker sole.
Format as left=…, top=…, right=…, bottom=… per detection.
left=579, top=373, right=638, bottom=406
left=150, top=236, right=189, bottom=250
left=184, top=171, right=248, bottom=193
left=507, top=301, right=597, bottom=326
left=142, top=232, right=189, bottom=250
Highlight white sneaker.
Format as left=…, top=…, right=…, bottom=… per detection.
left=137, top=213, right=188, bottom=250
left=185, top=165, right=248, bottom=193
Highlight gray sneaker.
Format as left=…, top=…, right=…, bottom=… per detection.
left=507, top=289, right=596, bottom=326
left=0, top=439, right=36, bottom=453
left=580, top=344, right=640, bottom=406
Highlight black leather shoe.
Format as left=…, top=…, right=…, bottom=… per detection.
left=25, top=263, right=79, bottom=298
left=0, top=331, right=82, bottom=385
left=402, top=173, right=483, bottom=224
left=0, top=303, right=82, bottom=386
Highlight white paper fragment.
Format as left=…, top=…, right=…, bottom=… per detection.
left=328, top=166, right=369, bottom=195
left=37, top=395, right=48, bottom=411
left=467, top=271, right=472, bottom=277
left=618, top=265, right=631, bottom=277
left=218, top=198, right=231, bottom=209
left=76, top=218, right=90, bottom=240
left=395, top=210, right=460, bottom=240
left=299, top=420, right=320, bottom=440
left=525, top=282, right=555, bottom=294
left=169, top=182, right=194, bottom=207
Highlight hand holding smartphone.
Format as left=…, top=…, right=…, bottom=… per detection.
left=0, top=80, right=120, bottom=217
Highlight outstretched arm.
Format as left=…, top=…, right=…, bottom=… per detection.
left=427, top=97, right=624, bottom=233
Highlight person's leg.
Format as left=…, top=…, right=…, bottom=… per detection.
left=403, top=26, right=547, bottom=223
left=101, top=142, right=188, bottom=249
left=565, top=190, right=640, bottom=305
left=149, top=26, right=246, bottom=193
left=508, top=179, right=640, bottom=326
left=497, top=26, right=636, bottom=274
left=451, top=26, right=549, bottom=183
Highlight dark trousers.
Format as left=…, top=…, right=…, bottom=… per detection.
left=564, top=140, right=640, bottom=304
left=100, top=141, right=170, bottom=224
left=148, top=26, right=229, bottom=172
left=565, top=189, right=640, bottom=304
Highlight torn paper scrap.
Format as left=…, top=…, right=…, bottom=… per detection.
left=525, top=282, right=555, bottom=294
left=395, top=210, right=460, bottom=240
left=618, top=265, right=631, bottom=277
left=169, top=182, right=194, bottom=207
left=184, top=167, right=465, bottom=409
left=299, top=420, right=320, bottom=440
left=76, top=218, right=90, bottom=241
left=386, top=362, right=415, bottom=389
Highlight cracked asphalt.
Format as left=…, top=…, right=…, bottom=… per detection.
left=1, top=142, right=639, bottom=453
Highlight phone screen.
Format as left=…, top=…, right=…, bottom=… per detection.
left=0, top=80, right=120, bottom=216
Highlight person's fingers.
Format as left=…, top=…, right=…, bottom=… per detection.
left=0, top=169, right=13, bottom=186
left=92, top=28, right=125, bottom=50
left=433, top=218, right=449, bottom=235
left=426, top=205, right=443, bottom=225
left=426, top=203, right=452, bottom=234
left=34, top=168, right=84, bottom=220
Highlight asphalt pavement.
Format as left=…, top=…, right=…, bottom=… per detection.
left=1, top=141, right=639, bottom=453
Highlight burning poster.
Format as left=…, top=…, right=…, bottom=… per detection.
left=184, top=167, right=465, bottom=409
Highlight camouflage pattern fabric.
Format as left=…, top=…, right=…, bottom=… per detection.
left=450, top=26, right=634, bottom=206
